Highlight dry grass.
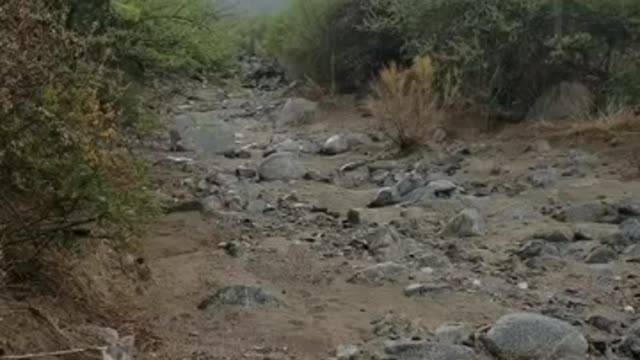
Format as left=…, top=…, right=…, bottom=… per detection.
left=367, top=56, right=445, bottom=150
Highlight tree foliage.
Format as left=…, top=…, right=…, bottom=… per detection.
left=263, top=0, right=404, bottom=91
left=0, top=0, right=156, bottom=280
left=365, top=0, right=640, bottom=113
left=110, top=0, right=242, bottom=73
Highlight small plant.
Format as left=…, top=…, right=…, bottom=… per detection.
left=368, top=56, right=444, bottom=150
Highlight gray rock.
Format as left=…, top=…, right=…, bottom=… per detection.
left=174, top=112, right=236, bottom=157
left=336, top=166, right=370, bottom=189
left=442, top=208, right=487, bottom=237
left=619, top=335, right=640, bottom=359
left=404, top=283, right=451, bottom=298
left=368, top=187, right=401, bottom=208
left=235, top=165, right=257, bottom=179
left=482, top=313, right=588, bottom=360
left=362, top=227, right=420, bottom=262
left=346, top=209, right=361, bottom=225
left=395, top=172, right=426, bottom=197
left=568, top=150, right=600, bottom=169
left=622, top=218, right=640, bottom=243
left=515, top=240, right=560, bottom=260
left=572, top=223, right=623, bottom=244
left=413, top=252, right=452, bottom=270
left=197, top=285, right=280, bottom=309
left=200, top=196, right=223, bottom=214
left=348, top=262, right=409, bottom=286
left=246, top=199, right=274, bottom=214
left=384, top=340, right=475, bottom=360
left=426, top=179, right=457, bottom=195
left=532, top=140, right=552, bottom=153
left=586, top=314, right=621, bottom=333
left=336, top=345, right=360, bottom=360
left=619, top=198, right=640, bottom=217
left=258, top=152, right=306, bottom=181
left=268, top=138, right=320, bottom=154
left=528, top=169, right=558, bottom=188
left=322, top=135, right=350, bottom=155
left=524, top=255, right=567, bottom=270
left=532, top=226, right=575, bottom=243
left=207, top=172, right=239, bottom=188
left=526, top=81, right=593, bottom=122
left=584, top=246, right=617, bottom=264
left=277, top=97, right=318, bottom=126
left=556, top=202, right=618, bottom=223
left=435, top=322, right=473, bottom=345
left=304, top=170, right=331, bottom=183
left=623, top=244, right=640, bottom=263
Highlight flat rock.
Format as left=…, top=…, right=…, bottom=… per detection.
left=532, top=225, right=574, bottom=242
left=277, top=97, right=318, bottom=126
left=556, top=202, right=618, bottom=223
left=572, top=223, right=623, bottom=244
left=384, top=340, right=476, bottom=360
left=442, top=208, right=487, bottom=237
left=426, top=179, right=457, bottom=195
left=482, top=312, right=588, bottom=360
left=584, top=246, right=618, bottom=264
left=258, top=152, right=306, bottom=181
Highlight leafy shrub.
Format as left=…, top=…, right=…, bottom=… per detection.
left=0, top=0, right=156, bottom=281
left=364, top=0, right=640, bottom=114
left=110, top=0, right=242, bottom=73
left=263, top=0, right=404, bottom=92
left=368, top=56, right=445, bottom=150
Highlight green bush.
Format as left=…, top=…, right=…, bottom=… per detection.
left=364, top=0, right=640, bottom=113
left=263, top=0, right=404, bottom=92
left=0, top=0, right=156, bottom=280
left=110, top=0, right=242, bottom=73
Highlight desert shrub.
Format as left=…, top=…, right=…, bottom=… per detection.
left=109, top=0, right=242, bottom=73
left=0, top=0, right=156, bottom=282
left=368, top=56, right=445, bottom=150
left=263, top=0, right=404, bottom=92
left=364, top=0, right=640, bottom=114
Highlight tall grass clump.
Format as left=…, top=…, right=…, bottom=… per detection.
left=368, top=56, right=445, bottom=150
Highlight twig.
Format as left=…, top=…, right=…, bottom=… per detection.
left=0, top=346, right=107, bottom=360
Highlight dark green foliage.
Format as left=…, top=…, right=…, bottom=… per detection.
left=365, top=0, right=640, bottom=113
left=264, top=0, right=404, bottom=92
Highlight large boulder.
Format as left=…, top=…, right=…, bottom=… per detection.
left=526, top=81, right=593, bottom=122
left=277, top=97, right=318, bottom=126
left=481, top=313, right=588, bottom=360
left=258, top=152, right=306, bottom=181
